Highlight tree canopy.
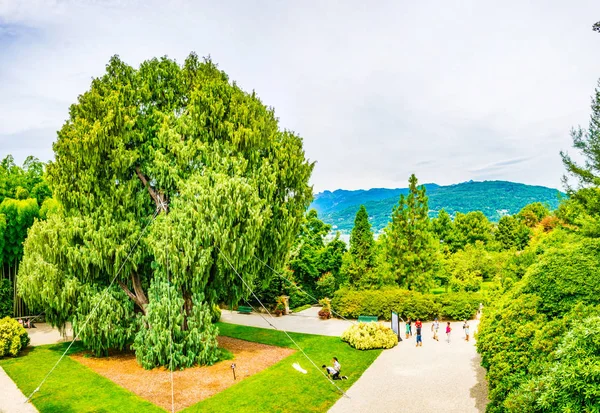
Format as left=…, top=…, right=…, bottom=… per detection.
left=18, top=54, right=313, bottom=368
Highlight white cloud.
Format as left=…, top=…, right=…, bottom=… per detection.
left=1, top=0, right=599, bottom=190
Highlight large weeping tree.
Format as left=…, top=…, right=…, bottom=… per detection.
left=18, top=54, right=313, bottom=369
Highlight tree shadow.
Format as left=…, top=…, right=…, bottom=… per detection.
left=470, top=353, right=489, bottom=412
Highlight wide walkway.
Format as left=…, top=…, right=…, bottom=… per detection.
left=222, top=308, right=488, bottom=413
left=0, top=367, right=38, bottom=413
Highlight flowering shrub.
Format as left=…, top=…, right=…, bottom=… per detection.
left=341, top=322, right=398, bottom=350
left=0, top=317, right=30, bottom=357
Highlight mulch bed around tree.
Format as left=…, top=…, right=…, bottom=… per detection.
left=70, top=336, right=295, bottom=412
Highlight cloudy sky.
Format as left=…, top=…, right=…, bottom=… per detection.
left=1, top=1, right=599, bottom=192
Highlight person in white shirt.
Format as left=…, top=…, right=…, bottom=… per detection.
left=431, top=318, right=440, bottom=341
left=322, top=357, right=347, bottom=380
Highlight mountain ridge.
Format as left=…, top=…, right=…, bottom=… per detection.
left=310, top=180, right=564, bottom=233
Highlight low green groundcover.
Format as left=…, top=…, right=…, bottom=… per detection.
left=0, top=323, right=381, bottom=413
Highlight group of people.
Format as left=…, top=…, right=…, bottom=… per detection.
left=322, top=356, right=348, bottom=380
left=405, top=318, right=471, bottom=345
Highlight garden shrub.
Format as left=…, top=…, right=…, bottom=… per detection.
left=332, top=288, right=485, bottom=321
left=341, top=322, right=398, bottom=350
left=476, top=233, right=600, bottom=412
left=0, top=279, right=13, bottom=318
left=0, top=316, right=30, bottom=357
left=438, top=292, right=485, bottom=320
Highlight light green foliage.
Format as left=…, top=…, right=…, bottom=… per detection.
left=72, top=287, right=137, bottom=357
left=133, top=281, right=219, bottom=370
left=0, top=279, right=12, bottom=317
left=0, top=155, right=50, bottom=205
left=445, top=242, right=505, bottom=292
left=452, top=211, right=493, bottom=250
left=341, top=322, right=398, bottom=350
left=495, top=215, right=531, bottom=250
left=436, top=292, right=485, bottom=320
left=517, top=203, right=549, bottom=227
left=530, top=316, right=600, bottom=412
left=0, top=317, right=30, bottom=357
left=18, top=54, right=312, bottom=368
left=331, top=288, right=441, bottom=320
left=477, top=230, right=600, bottom=412
left=383, top=174, right=440, bottom=292
left=38, top=198, right=61, bottom=220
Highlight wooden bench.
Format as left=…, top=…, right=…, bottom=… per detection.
left=237, top=306, right=253, bottom=314
left=358, top=315, right=378, bottom=323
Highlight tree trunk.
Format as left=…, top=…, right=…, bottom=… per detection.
left=117, top=273, right=149, bottom=315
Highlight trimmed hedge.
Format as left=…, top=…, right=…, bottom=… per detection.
left=0, top=317, right=30, bottom=357
left=341, top=322, right=398, bottom=350
left=332, top=288, right=485, bottom=321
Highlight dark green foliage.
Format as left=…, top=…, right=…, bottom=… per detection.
left=452, top=211, right=492, bottom=250
left=0, top=198, right=39, bottom=265
left=341, top=205, right=376, bottom=287
left=495, top=215, right=531, bottom=250
left=311, top=181, right=563, bottom=233
left=383, top=174, right=439, bottom=292
left=348, top=205, right=375, bottom=266
left=0, top=278, right=12, bottom=318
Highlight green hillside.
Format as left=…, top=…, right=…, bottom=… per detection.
left=311, top=181, right=563, bottom=233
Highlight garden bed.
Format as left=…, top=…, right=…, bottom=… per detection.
left=70, top=336, right=295, bottom=411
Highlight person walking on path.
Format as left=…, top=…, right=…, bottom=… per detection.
left=446, top=322, right=452, bottom=343
left=405, top=318, right=412, bottom=339
left=431, top=318, right=440, bottom=341
left=415, top=319, right=423, bottom=347
left=463, top=320, right=470, bottom=342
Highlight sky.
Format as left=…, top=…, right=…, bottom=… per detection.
left=1, top=1, right=599, bottom=193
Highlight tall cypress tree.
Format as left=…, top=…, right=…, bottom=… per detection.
left=349, top=205, right=375, bottom=266
left=384, top=174, right=438, bottom=292
left=341, top=205, right=376, bottom=287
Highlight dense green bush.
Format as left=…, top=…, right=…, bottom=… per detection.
left=476, top=233, right=600, bottom=412
left=0, top=279, right=13, bottom=318
left=332, top=288, right=440, bottom=321
left=332, top=288, right=485, bottom=321
left=0, top=316, right=30, bottom=357
left=341, top=322, right=398, bottom=350
left=438, top=292, right=485, bottom=320
left=211, top=304, right=221, bottom=323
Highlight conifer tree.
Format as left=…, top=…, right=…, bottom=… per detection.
left=341, top=205, right=376, bottom=287
left=383, top=174, right=438, bottom=292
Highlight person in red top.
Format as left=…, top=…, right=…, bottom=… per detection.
left=415, top=319, right=423, bottom=347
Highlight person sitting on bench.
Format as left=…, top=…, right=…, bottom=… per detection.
left=322, top=357, right=347, bottom=380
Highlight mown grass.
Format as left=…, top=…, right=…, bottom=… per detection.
left=1, top=323, right=382, bottom=413
left=184, top=323, right=381, bottom=413
left=0, top=342, right=162, bottom=413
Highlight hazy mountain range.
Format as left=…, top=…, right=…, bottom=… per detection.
left=310, top=180, right=564, bottom=234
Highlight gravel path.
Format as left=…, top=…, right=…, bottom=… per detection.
left=0, top=367, right=38, bottom=413
left=329, top=320, right=488, bottom=413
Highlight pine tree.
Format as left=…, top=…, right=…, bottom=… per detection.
left=383, top=174, right=438, bottom=292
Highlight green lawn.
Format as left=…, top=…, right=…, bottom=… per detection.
left=1, top=323, right=382, bottom=413
left=0, top=343, right=162, bottom=413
